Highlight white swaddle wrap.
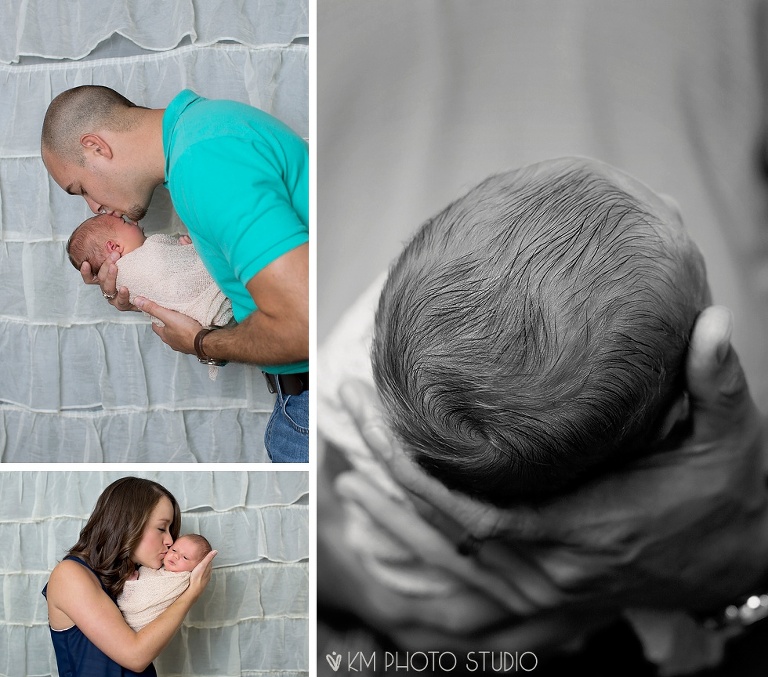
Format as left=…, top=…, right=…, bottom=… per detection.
left=116, top=234, right=232, bottom=328
left=117, top=566, right=191, bottom=631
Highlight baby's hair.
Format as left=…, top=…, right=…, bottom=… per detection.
left=372, top=159, right=707, bottom=506
left=66, top=215, right=114, bottom=273
left=178, top=533, right=212, bottom=558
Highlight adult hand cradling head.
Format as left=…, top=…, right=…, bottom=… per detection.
left=339, top=305, right=768, bottom=624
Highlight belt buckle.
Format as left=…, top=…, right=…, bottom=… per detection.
left=264, top=372, right=277, bottom=394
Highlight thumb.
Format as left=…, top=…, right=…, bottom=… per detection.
left=686, top=305, right=751, bottom=439
left=134, top=296, right=167, bottom=322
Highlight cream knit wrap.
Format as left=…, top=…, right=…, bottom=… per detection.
left=117, top=566, right=191, bottom=631
left=116, top=234, right=233, bottom=327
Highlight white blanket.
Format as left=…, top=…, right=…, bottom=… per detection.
left=117, top=566, right=191, bottom=632
left=117, top=234, right=233, bottom=327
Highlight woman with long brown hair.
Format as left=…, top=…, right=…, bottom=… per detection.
left=43, top=477, right=217, bottom=676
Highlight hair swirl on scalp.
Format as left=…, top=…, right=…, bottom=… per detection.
left=68, top=477, right=181, bottom=598
left=372, top=160, right=708, bottom=506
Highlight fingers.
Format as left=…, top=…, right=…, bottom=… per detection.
left=134, top=297, right=167, bottom=323
left=96, top=254, right=120, bottom=293
left=111, top=287, right=135, bottom=312
left=338, top=380, right=395, bottom=461
left=190, top=550, right=218, bottom=586
left=80, top=261, right=97, bottom=285
left=335, top=470, right=541, bottom=615
left=340, top=379, right=543, bottom=541
left=193, top=549, right=218, bottom=573
left=81, top=254, right=137, bottom=310
left=380, top=591, right=510, bottom=637
left=686, top=305, right=753, bottom=439
left=201, top=549, right=218, bottom=568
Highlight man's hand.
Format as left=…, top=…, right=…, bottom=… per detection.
left=341, top=305, right=768, bottom=613
left=319, top=445, right=617, bottom=653
left=134, top=297, right=202, bottom=355
left=80, top=252, right=134, bottom=311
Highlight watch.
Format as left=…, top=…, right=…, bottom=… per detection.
left=194, top=326, right=228, bottom=367
left=700, top=593, right=768, bottom=630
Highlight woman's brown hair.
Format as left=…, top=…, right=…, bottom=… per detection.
left=68, top=477, right=181, bottom=598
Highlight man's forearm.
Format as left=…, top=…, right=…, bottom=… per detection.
left=202, top=309, right=308, bottom=365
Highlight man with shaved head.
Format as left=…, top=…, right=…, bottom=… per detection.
left=42, top=85, right=309, bottom=462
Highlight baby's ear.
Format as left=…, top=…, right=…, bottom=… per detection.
left=105, top=239, right=120, bottom=253
left=657, top=391, right=690, bottom=441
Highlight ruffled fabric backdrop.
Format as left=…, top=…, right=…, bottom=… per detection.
left=0, top=1, right=309, bottom=461
left=0, top=470, right=309, bottom=677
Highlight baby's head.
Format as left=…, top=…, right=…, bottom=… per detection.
left=66, top=213, right=145, bottom=273
left=372, top=157, right=710, bottom=505
left=163, top=533, right=212, bottom=573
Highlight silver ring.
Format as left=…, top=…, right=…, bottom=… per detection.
left=99, top=207, right=107, bottom=214
left=102, top=290, right=118, bottom=300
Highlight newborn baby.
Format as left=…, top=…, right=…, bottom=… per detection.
left=117, top=533, right=212, bottom=632
left=372, top=156, right=709, bottom=504
left=67, top=214, right=233, bottom=328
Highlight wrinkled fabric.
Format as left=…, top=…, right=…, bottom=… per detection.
left=0, top=0, right=308, bottom=65
left=117, top=235, right=233, bottom=328
left=118, top=568, right=192, bottom=632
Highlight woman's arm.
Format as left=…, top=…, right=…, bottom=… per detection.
left=48, top=550, right=217, bottom=672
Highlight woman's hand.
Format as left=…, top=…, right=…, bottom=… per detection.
left=187, top=550, right=218, bottom=599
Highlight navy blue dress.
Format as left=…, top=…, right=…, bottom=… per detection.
left=42, top=556, right=157, bottom=677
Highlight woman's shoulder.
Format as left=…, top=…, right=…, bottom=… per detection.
left=47, top=558, right=105, bottom=631
left=49, top=557, right=101, bottom=592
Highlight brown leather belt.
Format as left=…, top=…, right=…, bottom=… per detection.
left=264, top=371, right=309, bottom=396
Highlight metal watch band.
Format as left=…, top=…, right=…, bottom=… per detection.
left=701, top=594, right=768, bottom=630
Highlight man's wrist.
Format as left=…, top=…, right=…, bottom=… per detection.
left=194, top=327, right=228, bottom=366
left=697, top=478, right=768, bottom=630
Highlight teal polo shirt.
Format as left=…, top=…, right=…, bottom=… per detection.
left=162, top=90, right=308, bottom=374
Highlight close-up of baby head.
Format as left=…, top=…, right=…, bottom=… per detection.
left=66, top=213, right=146, bottom=274
left=372, top=157, right=710, bottom=506
left=163, top=534, right=212, bottom=573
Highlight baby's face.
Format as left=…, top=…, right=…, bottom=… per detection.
left=163, top=537, right=204, bottom=572
left=107, top=216, right=146, bottom=256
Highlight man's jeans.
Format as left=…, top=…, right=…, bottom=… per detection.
left=264, top=379, right=309, bottom=462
